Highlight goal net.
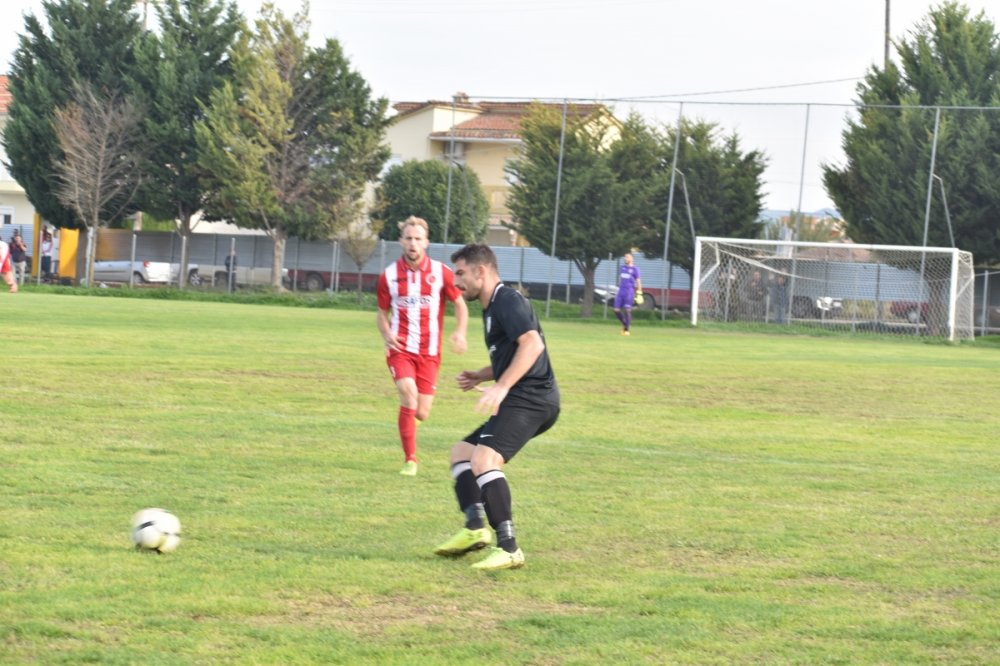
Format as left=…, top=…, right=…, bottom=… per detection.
left=692, top=237, right=975, bottom=341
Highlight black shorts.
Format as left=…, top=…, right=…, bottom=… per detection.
left=463, top=389, right=560, bottom=463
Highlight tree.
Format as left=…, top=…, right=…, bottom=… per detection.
left=131, top=0, right=242, bottom=288
left=195, top=3, right=390, bottom=288
left=635, top=119, right=767, bottom=273
left=3, top=0, right=144, bottom=230
left=52, top=83, right=145, bottom=284
left=342, top=215, right=384, bottom=301
left=507, top=106, right=765, bottom=317
left=823, top=2, right=1000, bottom=265
left=375, top=159, right=490, bottom=242
left=507, top=106, right=660, bottom=317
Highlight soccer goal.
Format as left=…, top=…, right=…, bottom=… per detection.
left=691, top=237, right=975, bottom=341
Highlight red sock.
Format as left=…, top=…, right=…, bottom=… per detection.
left=398, top=406, right=417, bottom=462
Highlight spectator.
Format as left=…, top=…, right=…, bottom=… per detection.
left=40, top=230, right=54, bottom=279
left=9, top=230, right=28, bottom=286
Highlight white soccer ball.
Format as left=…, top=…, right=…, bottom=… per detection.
left=131, top=508, right=182, bottom=553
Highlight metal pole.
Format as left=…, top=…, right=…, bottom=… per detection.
left=443, top=96, right=458, bottom=248
left=788, top=104, right=812, bottom=322
left=933, top=173, right=956, bottom=247
left=604, top=252, right=612, bottom=319
left=662, top=103, right=683, bottom=320
left=329, top=239, right=337, bottom=295
left=333, top=240, right=341, bottom=293
left=884, top=0, right=891, bottom=69
left=179, top=234, right=188, bottom=289
left=980, top=270, right=990, bottom=336
left=794, top=104, right=811, bottom=239
left=545, top=100, right=568, bottom=318
left=129, top=231, right=137, bottom=288
left=920, top=107, right=942, bottom=302
left=226, top=236, right=236, bottom=294
left=676, top=169, right=696, bottom=245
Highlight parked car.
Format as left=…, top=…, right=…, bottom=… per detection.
left=91, top=260, right=201, bottom=286
left=791, top=295, right=844, bottom=318
left=286, top=269, right=377, bottom=292
left=592, top=285, right=657, bottom=310
left=890, top=300, right=929, bottom=323
left=204, top=265, right=289, bottom=288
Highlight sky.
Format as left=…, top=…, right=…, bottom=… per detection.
left=3, top=0, right=999, bottom=212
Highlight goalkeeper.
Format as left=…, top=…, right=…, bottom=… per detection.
left=613, top=252, right=642, bottom=335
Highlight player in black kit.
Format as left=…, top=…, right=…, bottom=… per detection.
left=433, top=243, right=560, bottom=571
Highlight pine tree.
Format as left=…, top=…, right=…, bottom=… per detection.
left=195, top=4, right=389, bottom=288
left=131, top=0, right=242, bottom=285
left=3, top=0, right=144, bottom=229
left=823, top=2, right=1000, bottom=265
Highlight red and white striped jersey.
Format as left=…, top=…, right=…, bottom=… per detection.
left=377, top=255, right=461, bottom=356
left=0, top=241, right=10, bottom=274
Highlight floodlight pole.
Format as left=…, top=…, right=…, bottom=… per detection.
left=932, top=173, right=956, bottom=247
left=544, top=100, right=568, bottom=318
left=674, top=168, right=695, bottom=247
left=884, top=0, right=891, bottom=69
left=794, top=104, right=811, bottom=240
left=662, top=103, right=683, bottom=320
left=443, top=96, right=458, bottom=249
left=920, top=107, right=942, bottom=300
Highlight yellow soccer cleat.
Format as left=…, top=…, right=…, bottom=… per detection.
left=434, top=527, right=492, bottom=556
left=471, top=546, right=525, bottom=571
left=399, top=460, right=418, bottom=476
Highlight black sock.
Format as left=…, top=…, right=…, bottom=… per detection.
left=452, top=462, right=484, bottom=529
left=477, top=470, right=517, bottom=552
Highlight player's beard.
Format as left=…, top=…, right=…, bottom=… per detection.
left=460, top=284, right=480, bottom=301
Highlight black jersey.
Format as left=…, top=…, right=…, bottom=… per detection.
left=483, top=283, right=558, bottom=400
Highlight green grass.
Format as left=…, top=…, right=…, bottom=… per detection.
left=1, top=292, right=998, bottom=664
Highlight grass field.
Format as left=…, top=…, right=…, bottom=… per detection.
left=2, top=292, right=998, bottom=664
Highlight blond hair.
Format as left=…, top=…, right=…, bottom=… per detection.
left=398, top=215, right=429, bottom=236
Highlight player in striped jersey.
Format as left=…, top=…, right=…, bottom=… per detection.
left=376, top=216, right=468, bottom=476
left=0, top=240, right=18, bottom=294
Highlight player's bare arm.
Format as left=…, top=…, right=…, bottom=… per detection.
left=376, top=308, right=404, bottom=352
left=474, top=330, right=545, bottom=416
left=449, top=296, right=469, bottom=354
left=456, top=365, right=493, bottom=392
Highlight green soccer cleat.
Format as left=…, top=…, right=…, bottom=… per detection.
left=399, top=461, right=418, bottom=476
left=433, top=527, right=491, bottom=556
left=470, top=547, right=525, bottom=571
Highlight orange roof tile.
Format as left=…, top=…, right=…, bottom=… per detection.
left=394, top=97, right=611, bottom=142
left=0, top=76, right=11, bottom=115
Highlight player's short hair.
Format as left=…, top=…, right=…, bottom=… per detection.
left=398, top=215, right=429, bottom=236
left=451, top=243, right=498, bottom=271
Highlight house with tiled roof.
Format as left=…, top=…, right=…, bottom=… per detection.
left=0, top=75, right=39, bottom=234
left=385, top=93, right=617, bottom=246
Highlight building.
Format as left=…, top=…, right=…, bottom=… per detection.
left=0, top=75, right=38, bottom=233
left=386, top=93, right=615, bottom=246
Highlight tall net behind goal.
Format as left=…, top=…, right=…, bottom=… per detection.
left=692, top=238, right=975, bottom=341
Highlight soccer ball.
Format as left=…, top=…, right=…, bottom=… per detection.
left=131, top=508, right=182, bottom=553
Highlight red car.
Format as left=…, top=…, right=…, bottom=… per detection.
left=890, top=301, right=929, bottom=323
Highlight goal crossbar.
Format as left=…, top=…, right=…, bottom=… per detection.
left=691, top=237, right=975, bottom=341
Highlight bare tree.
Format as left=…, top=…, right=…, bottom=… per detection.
left=342, top=216, right=384, bottom=302
left=52, top=83, right=144, bottom=284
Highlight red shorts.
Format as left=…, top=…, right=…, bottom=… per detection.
left=386, top=351, right=442, bottom=395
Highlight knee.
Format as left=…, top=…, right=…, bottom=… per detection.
left=415, top=405, right=431, bottom=422
left=450, top=441, right=475, bottom=465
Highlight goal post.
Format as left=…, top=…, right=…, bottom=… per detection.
left=691, top=237, right=975, bottom=341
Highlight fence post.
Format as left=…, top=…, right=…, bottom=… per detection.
left=980, top=270, right=990, bottom=337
